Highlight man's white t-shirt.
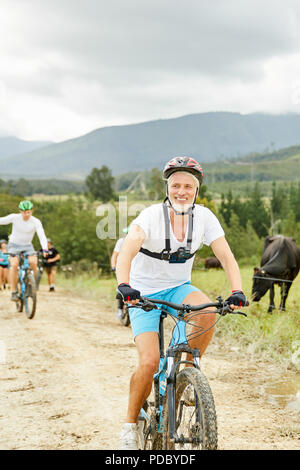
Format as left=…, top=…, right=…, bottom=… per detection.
left=0, top=213, right=48, bottom=250
left=129, top=204, right=224, bottom=295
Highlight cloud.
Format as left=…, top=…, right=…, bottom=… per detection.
left=1, top=0, right=300, bottom=140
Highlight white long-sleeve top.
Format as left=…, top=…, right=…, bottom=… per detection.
left=0, top=213, right=48, bottom=250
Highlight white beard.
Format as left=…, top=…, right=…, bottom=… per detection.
left=169, top=199, right=194, bottom=214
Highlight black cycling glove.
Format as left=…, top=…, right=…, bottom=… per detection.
left=117, top=283, right=140, bottom=302
left=226, top=290, right=247, bottom=307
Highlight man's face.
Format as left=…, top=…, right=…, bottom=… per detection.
left=20, top=209, right=33, bottom=221
left=168, top=172, right=198, bottom=211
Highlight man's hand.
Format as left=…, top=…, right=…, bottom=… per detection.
left=226, top=290, right=247, bottom=309
left=117, top=283, right=140, bottom=305
left=42, top=250, right=49, bottom=258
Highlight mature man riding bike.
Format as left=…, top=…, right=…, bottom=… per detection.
left=0, top=200, right=49, bottom=301
left=116, top=156, right=247, bottom=450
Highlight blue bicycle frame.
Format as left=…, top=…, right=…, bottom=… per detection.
left=18, top=253, right=30, bottom=300
left=15, top=252, right=37, bottom=319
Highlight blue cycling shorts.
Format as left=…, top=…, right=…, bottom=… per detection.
left=129, top=282, right=201, bottom=339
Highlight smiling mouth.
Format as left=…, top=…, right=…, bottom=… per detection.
left=175, top=196, right=189, bottom=202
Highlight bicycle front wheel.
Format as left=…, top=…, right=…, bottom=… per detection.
left=24, top=272, right=37, bottom=319
left=163, top=367, right=218, bottom=450
left=16, top=281, right=24, bottom=313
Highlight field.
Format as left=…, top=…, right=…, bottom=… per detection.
left=57, top=266, right=300, bottom=371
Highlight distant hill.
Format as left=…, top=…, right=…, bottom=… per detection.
left=204, top=144, right=300, bottom=185
left=0, top=136, right=52, bottom=161
left=2, top=112, right=300, bottom=180
left=115, top=145, right=300, bottom=197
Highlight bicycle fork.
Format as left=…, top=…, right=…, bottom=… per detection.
left=166, top=345, right=201, bottom=444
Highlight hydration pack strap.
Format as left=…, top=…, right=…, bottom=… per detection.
left=139, top=202, right=195, bottom=261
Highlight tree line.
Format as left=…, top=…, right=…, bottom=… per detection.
left=219, top=181, right=300, bottom=240
left=0, top=165, right=299, bottom=271
left=0, top=177, right=86, bottom=196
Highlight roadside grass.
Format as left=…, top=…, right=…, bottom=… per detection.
left=191, top=266, right=300, bottom=370
left=55, top=266, right=300, bottom=371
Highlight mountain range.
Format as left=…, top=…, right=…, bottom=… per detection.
left=0, top=136, right=52, bottom=162
left=2, top=112, right=300, bottom=180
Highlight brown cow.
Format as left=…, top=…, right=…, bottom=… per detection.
left=252, top=235, right=300, bottom=313
left=204, top=257, right=222, bottom=269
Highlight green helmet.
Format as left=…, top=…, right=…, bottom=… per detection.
left=19, top=200, right=34, bottom=211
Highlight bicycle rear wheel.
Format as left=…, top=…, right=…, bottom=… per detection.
left=120, top=304, right=130, bottom=327
left=24, top=272, right=37, bottom=319
left=163, top=367, right=218, bottom=450
left=142, top=386, right=163, bottom=450
left=35, top=267, right=43, bottom=291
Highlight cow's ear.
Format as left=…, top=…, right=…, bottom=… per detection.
left=254, top=267, right=259, bottom=274
left=264, top=236, right=274, bottom=251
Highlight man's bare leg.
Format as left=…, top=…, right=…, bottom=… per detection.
left=126, top=331, right=160, bottom=423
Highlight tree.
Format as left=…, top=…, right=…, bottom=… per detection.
left=85, top=166, right=115, bottom=202
left=247, top=182, right=270, bottom=238
left=220, top=190, right=233, bottom=225
left=289, top=182, right=300, bottom=222
left=148, top=168, right=165, bottom=200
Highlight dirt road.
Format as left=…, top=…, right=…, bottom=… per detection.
left=0, top=286, right=299, bottom=450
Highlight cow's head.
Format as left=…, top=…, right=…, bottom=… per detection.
left=252, top=267, right=272, bottom=301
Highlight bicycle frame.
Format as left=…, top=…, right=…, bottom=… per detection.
left=140, top=308, right=201, bottom=444
left=18, top=253, right=30, bottom=299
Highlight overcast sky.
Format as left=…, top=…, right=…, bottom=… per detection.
left=1, top=0, right=300, bottom=142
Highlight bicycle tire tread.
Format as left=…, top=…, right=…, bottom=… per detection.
left=164, top=367, right=218, bottom=450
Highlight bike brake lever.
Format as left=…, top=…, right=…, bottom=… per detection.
left=137, top=299, right=158, bottom=311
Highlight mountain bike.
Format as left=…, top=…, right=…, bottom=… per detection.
left=133, top=295, right=247, bottom=450
left=15, top=252, right=37, bottom=319
left=120, top=302, right=130, bottom=327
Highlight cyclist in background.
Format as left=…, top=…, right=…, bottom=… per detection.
left=42, top=238, right=60, bottom=292
left=116, top=156, right=247, bottom=449
left=0, top=200, right=48, bottom=301
left=111, top=227, right=128, bottom=320
left=0, top=239, right=10, bottom=289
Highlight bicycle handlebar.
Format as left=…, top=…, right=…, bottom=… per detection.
left=135, top=295, right=248, bottom=317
